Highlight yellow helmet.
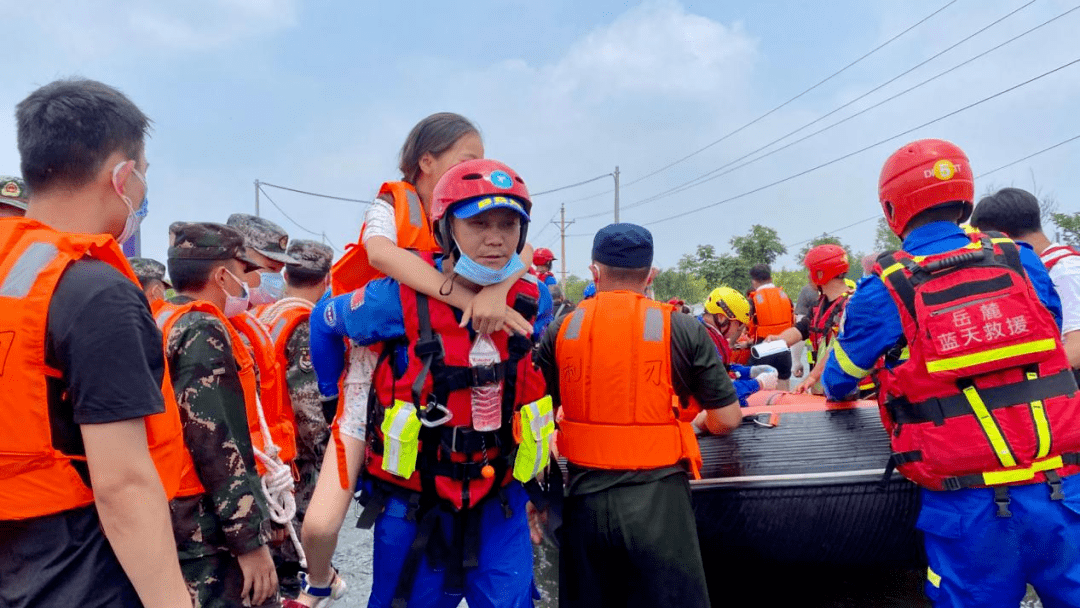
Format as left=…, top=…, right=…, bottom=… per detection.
left=704, top=287, right=751, bottom=324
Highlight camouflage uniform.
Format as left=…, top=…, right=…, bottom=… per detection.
left=257, top=239, right=334, bottom=596
left=128, top=257, right=172, bottom=290
left=226, top=213, right=299, bottom=264
left=0, top=176, right=29, bottom=215
left=165, top=222, right=276, bottom=608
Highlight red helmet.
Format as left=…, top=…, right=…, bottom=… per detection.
left=533, top=247, right=556, bottom=266
left=804, top=244, right=849, bottom=286
left=879, top=139, right=974, bottom=236
left=430, top=159, right=532, bottom=257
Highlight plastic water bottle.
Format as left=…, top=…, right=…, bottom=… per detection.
left=469, top=334, right=503, bottom=431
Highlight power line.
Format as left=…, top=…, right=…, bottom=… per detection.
left=531, top=209, right=562, bottom=240
left=531, top=173, right=612, bottom=197
left=976, top=133, right=1080, bottom=178
left=783, top=132, right=1080, bottom=249
left=257, top=185, right=343, bottom=253
left=605, top=1, right=1074, bottom=219
left=259, top=181, right=373, bottom=204
left=640, top=56, right=1080, bottom=227
left=619, top=0, right=958, bottom=190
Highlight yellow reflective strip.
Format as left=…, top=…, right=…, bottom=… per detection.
left=991, top=237, right=1012, bottom=245
left=833, top=340, right=872, bottom=378
left=927, top=567, right=942, bottom=588
left=1026, top=372, right=1052, bottom=459
left=911, top=255, right=927, bottom=262
left=980, top=456, right=1063, bottom=486
left=926, top=339, right=1059, bottom=373
left=962, top=386, right=1017, bottom=468
left=880, top=262, right=905, bottom=278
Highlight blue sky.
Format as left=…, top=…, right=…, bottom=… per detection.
left=3, top=0, right=1078, bottom=279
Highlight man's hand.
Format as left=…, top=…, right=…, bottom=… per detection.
left=526, top=501, right=547, bottom=545
left=237, top=545, right=278, bottom=606
left=460, top=287, right=533, bottom=336
left=794, top=369, right=822, bottom=394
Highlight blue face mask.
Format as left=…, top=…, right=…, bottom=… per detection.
left=453, top=252, right=526, bottom=286
left=249, top=271, right=285, bottom=306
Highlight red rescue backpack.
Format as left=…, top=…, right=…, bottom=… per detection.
left=874, top=232, right=1080, bottom=492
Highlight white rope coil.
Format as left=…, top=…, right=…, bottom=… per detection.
left=252, top=394, right=307, bottom=568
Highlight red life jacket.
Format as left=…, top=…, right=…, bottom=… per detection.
left=364, top=265, right=547, bottom=511
left=808, top=291, right=852, bottom=355
left=1041, top=244, right=1080, bottom=272
left=874, top=233, right=1080, bottom=491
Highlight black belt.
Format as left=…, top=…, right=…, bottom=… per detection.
left=887, top=370, right=1078, bottom=426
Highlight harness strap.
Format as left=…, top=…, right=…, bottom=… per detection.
left=879, top=450, right=923, bottom=488
left=941, top=452, right=1080, bottom=490
left=885, top=370, right=1078, bottom=425
left=390, top=507, right=440, bottom=608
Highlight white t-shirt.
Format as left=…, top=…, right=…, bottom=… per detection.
left=1044, top=243, right=1080, bottom=335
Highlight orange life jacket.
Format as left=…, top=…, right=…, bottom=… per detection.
left=555, top=291, right=702, bottom=477
left=150, top=300, right=223, bottom=500
left=0, top=219, right=183, bottom=518
left=152, top=299, right=266, bottom=473
left=749, top=286, right=794, bottom=340
left=230, top=311, right=298, bottom=466
left=258, top=297, right=315, bottom=444
left=329, top=181, right=440, bottom=296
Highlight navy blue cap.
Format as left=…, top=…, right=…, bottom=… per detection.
left=592, top=223, right=653, bottom=268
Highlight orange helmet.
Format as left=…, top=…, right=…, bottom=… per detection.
left=533, top=247, right=556, bottom=265
left=878, top=139, right=974, bottom=236
left=804, top=244, right=849, bottom=286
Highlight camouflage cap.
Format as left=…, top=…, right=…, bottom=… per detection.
left=168, top=222, right=262, bottom=270
left=226, top=213, right=298, bottom=264
left=0, top=176, right=29, bottom=212
left=128, top=257, right=172, bottom=288
left=286, top=239, right=333, bottom=274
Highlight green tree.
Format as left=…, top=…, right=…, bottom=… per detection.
left=677, top=244, right=753, bottom=293
left=563, top=274, right=588, bottom=303
left=772, top=268, right=808, bottom=302
left=652, top=268, right=708, bottom=305
left=730, top=224, right=786, bottom=266
left=1051, top=212, right=1080, bottom=247
left=873, top=217, right=901, bottom=253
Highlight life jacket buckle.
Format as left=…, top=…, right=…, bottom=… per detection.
left=420, top=399, right=452, bottom=428
left=993, top=486, right=1012, bottom=518
left=470, top=363, right=500, bottom=387
left=1045, top=469, right=1065, bottom=501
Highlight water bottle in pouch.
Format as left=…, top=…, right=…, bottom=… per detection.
left=469, top=334, right=503, bottom=431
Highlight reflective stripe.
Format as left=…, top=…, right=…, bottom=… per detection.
left=927, top=567, right=942, bottom=588
left=405, top=189, right=424, bottom=228
left=643, top=307, right=663, bottom=342
left=833, top=340, right=871, bottom=378
left=564, top=309, right=585, bottom=341
left=0, top=241, right=59, bottom=298
left=1026, top=371, right=1052, bottom=459
left=879, top=262, right=905, bottom=278
left=980, top=455, right=1064, bottom=486
left=270, top=317, right=290, bottom=343
left=962, top=386, right=1017, bottom=468
left=380, top=400, right=421, bottom=478
left=155, top=309, right=174, bottom=329
left=513, top=396, right=555, bottom=483
left=926, top=339, right=1059, bottom=373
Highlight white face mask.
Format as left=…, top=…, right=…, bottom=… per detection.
left=111, top=162, right=148, bottom=244
left=248, top=271, right=285, bottom=305
left=222, top=269, right=250, bottom=317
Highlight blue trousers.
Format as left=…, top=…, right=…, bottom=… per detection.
left=368, top=481, right=536, bottom=608
left=916, top=474, right=1080, bottom=607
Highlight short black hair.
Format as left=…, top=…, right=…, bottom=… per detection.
left=16, top=78, right=150, bottom=193
left=749, top=264, right=772, bottom=282
left=285, top=267, right=327, bottom=289
left=970, top=188, right=1042, bottom=238
left=168, top=258, right=225, bottom=293
left=595, top=263, right=651, bottom=284
left=905, top=201, right=969, bottom=233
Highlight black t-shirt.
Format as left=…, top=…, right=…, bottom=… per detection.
left=0, top=260, right=165, bottom=608
left=535, top=307, right=739, bottom=495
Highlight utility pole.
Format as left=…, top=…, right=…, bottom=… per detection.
left=254, top=179, right=261, bottom=217
left=553, top=202, right=575, bottom=284
left=613, top=165, right=620, bottom=223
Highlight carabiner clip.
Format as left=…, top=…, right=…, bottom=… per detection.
left=420, top=401, right=452, bottom=428
left=750, top=412, right=780, bottom=428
